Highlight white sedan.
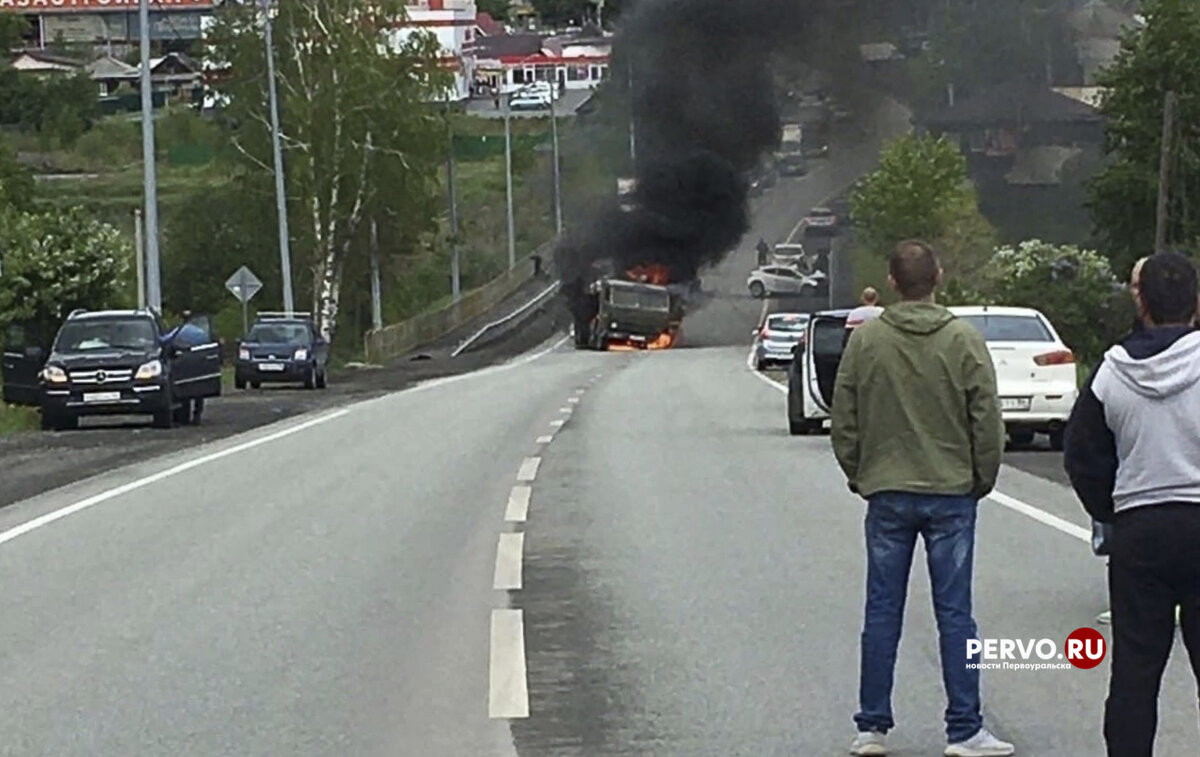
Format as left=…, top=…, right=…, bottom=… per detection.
left=747, top=265, right=825, bottom=298
left=950, top=305, right=1078, bottom=450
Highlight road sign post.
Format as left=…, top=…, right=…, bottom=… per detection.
left=225, top=265, right=264, bottom=335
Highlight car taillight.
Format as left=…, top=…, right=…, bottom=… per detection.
left=1034, top=350, right=1075, bottom=366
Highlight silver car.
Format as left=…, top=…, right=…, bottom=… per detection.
left=754, top=312, right=810, bottom=370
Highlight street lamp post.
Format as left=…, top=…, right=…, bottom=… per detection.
left=262, top=0, right=295, bottom=315
left=504, top=91, right=516, bottom=270
left=549, top=86, right=562, bottom=234
left=138, top=0, right=161, bottom=313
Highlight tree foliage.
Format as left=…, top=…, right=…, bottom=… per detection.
left=0, top=144, right=35, bottom=213
left=0, top=208, right=130, bottom=330
left=851, top=134, right=980, bottom=251
left=206, top=0, right=451, bottom=341
left=529, top=0, right=616, bottom=26
left=1088, top=0, right=1200, bottom=274
left=944, top=240, right=1120, bottom=364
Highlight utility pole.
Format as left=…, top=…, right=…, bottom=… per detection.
left=1155, top=90, right=1176, bottom=253
left=138, top=0, right=161, bottom=313
left=262, top=0, right=295, bottom=315
left=447, top=120, right=461, bottom=301
left=133, top=208, right=145, bottom=309
left=627, top=58, right=637, bottom=167
left=549, top=87, right=562, bottom=234
left=369, top=218, right=382, bottom=330
left=504, top=91, right=516, bottom=269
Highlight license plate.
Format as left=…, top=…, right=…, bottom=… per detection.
left=1000, top=397, right=1031, bottom=411
left=83, top=391, right=121, bottom=403
left=258, top=363, right=285, bottom=372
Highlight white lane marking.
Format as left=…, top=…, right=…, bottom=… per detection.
left=574, top=388, right=586, bottom=395
left=516, top=457, right=541, bottom=482
left=559, top=407, right=573, bottom=414
left=493, top=532, right=525, bottom=590
left=567, top=397, right=581, bottom=404
left=987, top=491, right=1089, bottom=543
left=489, top=609, right=530, bottom=718
left=549, top=419, right=565, bottom=428
left=535, top=435, right=554, bottom=445
left=0, top=409, right=350, bottom=549
left=505, top=485, right=532, bottom=522
left=745, top=357, right=1091, bottom=543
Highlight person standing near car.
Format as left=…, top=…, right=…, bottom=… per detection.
left=831, top=240, right=1012, bottom=757
left=1063, top=251, right=1200, bottom=757
left=843, top=287, right=884, bottom=349
left=756, top=237, right=771, bottom=267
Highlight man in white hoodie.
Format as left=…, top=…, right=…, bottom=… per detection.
left=1063, top=251, right=1200, bottom=757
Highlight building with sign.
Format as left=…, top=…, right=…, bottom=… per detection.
left=0, top=0, right=211, bottom=55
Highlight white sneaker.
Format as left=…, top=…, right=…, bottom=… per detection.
left=945, top=728, right=1015, bottom=757
left=850, top=730, right=888, bottom=756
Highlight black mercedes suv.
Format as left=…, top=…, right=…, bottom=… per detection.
left=31, top=309, right=222, bottom=430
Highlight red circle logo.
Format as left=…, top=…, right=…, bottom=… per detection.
left=1065, top=627, right=1107, bottom=669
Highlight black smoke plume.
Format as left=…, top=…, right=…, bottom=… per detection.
left=557, top=0, right=806, bottom=296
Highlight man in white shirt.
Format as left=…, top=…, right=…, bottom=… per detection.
left=844, top=287, right=884, bottom=348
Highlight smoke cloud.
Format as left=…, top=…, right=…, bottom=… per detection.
left=557, top=0, right=807, bottom=290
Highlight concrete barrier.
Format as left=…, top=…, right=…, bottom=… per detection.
left=364, top=244, right=553, bottom=364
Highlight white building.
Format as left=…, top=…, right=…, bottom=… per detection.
left=392, top=0, right=478, bottom=101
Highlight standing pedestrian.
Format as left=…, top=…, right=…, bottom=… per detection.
left=831, top=240, right=1013, bottom=757
left=843, top=287, right=884, bottom=349
left=756, top=237, right=771, bottom=267
left=1063, top=251, right=1200, bottom=757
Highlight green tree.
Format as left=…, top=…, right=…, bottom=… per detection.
left=0, top=207, right=130, bottom=330
left=1088, top=0, right=1200, bottom=274
left=851, top=134, right=979, bottom=251
left=945, top=240, right=1119, bottom=364
left=0, top=144, right=35, bottom=213
left=206, top=0, right=451, bottom=342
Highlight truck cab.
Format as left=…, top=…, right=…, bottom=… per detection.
left=589, top=279, right=675, bottom=350
left=786, top=309, right=852, bottom=435
left=34, top=309, right=221, bottom=430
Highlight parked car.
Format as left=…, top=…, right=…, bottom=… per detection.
left=509, top=82, right=554, bottom=111
left=25, top=309, right=221, bottom=430
left=777, top=152, right=809, bottom=176
left=786, top=309, right=851, bottom=435
left=747, top=265, right=825, bottom=298
left=771, top=243, right=812, bottom=269
left=950, top=305, right=1077, bottom=450
left=235, top=313, right=330, bottom=390
left=753, top=312, right=810, bottom=370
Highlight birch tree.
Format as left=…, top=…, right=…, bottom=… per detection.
left=207, top=0, right=450, bottom=340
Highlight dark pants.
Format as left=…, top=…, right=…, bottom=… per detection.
left=855, top=492, right=982, bottom=743
left=1105, top=504, right=1200, bottom=757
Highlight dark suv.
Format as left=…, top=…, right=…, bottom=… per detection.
left=28, top=309, right=221, bottom=430
left=235, top=313, right=329, bottom=390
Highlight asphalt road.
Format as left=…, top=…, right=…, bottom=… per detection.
left=3, top=98, right=1189, bottom=757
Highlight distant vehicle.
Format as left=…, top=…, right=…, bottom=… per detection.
left=235, top=313, right=330, bottom=390
left=753, top=312, right=810, bottom=371
left=802, top=207, right=839, bottom=236
left=787, top=308, right=852, bottom=435
left=950, top=305, right=1077, bottom=450
left=771, top=243, right=815, bottom=270
left=29, top=309, right=221, bottom=430
left=775, top=123, right=809, bottom=176
left=578, top=279, right=680, bottom=350
left=747, top=265, right=825, bottom=298
left=509, top=84, right=553, bottom=111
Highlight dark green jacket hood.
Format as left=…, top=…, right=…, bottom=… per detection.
left=879, top=301, right=956, bottom=335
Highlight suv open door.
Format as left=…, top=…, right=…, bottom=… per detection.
left=168, top=314, right=222, bottom=403
left=786, top=310, right=849, bottom=435
left=2, top=322, right=47, bottom=406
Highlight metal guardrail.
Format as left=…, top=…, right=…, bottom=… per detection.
left=451, top=279, right=561, bottom=357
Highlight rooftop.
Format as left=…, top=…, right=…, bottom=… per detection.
left=922, top=80, right=1102, bottom=128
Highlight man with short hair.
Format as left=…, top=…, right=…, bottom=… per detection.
left=832, top=240, right=1012, bottom=757
left=1063, top=251, right=1200, bottom=757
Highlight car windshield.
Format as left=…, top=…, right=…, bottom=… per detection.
left=55, top=318, right=158, bottom=352
left=959, top=315, right=1052, bottom=342
left=768, top=315, right=810, bottom=333
left=247, top=323, right=312, bottom=345
left=609, top=287, right=669, bottom=311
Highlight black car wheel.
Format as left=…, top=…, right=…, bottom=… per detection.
left=316, top=369, right=327, bottom=389
left=303, top=367, right=316, bottom=390
left=749, top=281, right=766, bottom=299
left=1048, top=428, right=1065, bottom=452
left=250, top=381, right=261, bottom=390
left=1009, top=429, right=1035, bottom=447
left=235, top=377, right=246, bottom=390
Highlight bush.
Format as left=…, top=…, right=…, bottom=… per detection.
left=944, top=239, right=1121, bottom=365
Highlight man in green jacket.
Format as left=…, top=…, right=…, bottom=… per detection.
left=832, top=240, right=1010, bottom=757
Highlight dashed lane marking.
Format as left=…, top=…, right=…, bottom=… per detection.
left=549, top=419, right=566, bottom=428
left=516, top=457, right=541, bottom=482
left=488, top=609, right=530, bottom=718
left=535, top=435, right=554, bottom=445
left=567, top=397, right=581, bottom=404
left=493, top=532, right=525, bottom=590
left=559, top=407, right=573, bottom=414
left=505, top=485, right=532, bottom=522
left=746, top=357, right=1092, bottom=544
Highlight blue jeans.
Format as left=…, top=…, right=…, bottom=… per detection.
left=854, top=492, right=982, bottom=743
